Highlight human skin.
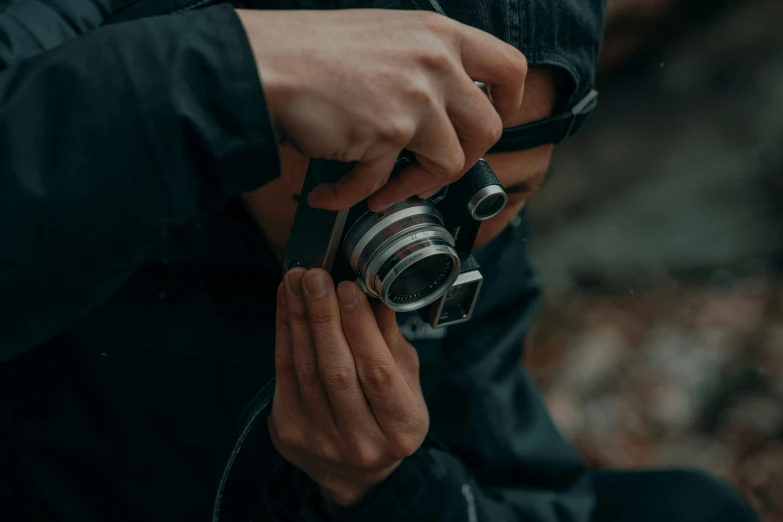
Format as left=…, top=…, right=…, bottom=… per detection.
left=244, top=67, right=558, bottom=257
left=246, top=66, right=558, bottom=506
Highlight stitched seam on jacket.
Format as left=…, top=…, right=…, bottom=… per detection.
left=171, top=0, right=220, bottom=15
left=102, top=0, right=220, bottom=26
left=102, top=0, right=148, bottom=24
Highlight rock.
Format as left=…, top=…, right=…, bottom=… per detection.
left=719, top=395, right=783, bottom=440
left=653, top=437, right=733, bottom=478
left=554, top=324, right=628, bottom=395
left=735, top=442, right=783, bottom=514
left=646, top=378, right=699, bottom=432
left=545, top=389, right=584, bottom=439
left=527, top=275, right=783, bottom=520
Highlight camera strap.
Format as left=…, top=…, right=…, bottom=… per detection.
left=488, top=89, right=599, bottom=153
left=414, top=0, right=599, bottom=154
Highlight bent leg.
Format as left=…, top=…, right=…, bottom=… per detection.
left=591, top=469, right=759, bottom=522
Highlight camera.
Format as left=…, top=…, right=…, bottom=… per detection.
left=282, top=155, right=507, bottom=328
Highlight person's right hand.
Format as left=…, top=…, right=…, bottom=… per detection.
left=235, top=8, right=527, bottom=212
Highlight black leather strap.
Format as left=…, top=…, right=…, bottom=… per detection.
left=212, top=379, right=276, bottom=522
left=488, top=89, right=599, bottom=154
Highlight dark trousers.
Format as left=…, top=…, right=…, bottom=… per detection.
left=592, top=469, right=760, bottom=522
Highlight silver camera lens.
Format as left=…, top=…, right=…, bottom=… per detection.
left=343, top=199, right=461, bottom=312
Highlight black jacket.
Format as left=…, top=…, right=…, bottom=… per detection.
left=0, top=1, right=605, bottom=521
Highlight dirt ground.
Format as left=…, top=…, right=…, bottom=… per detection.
left=525, top=276, right=783, bottom=521
left=521, top=1, right=783, bottom=519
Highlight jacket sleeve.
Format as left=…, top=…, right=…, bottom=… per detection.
left=0, top=0, right=122, bottom=64
left=0, top=3, right=280, bottom=360
left=515, top=0, right=607, bottom=107
left=435, top=0, right=606, bottom=109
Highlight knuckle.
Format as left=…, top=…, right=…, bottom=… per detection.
left=321, top=366, right=356, bottom=392
left=512, top=51, right=529, bottom=77
left=416, top=46, right=454, bottom=75
left=273, top=423, right=305, bottom=449
left=392, top=433, right=425, bottom=457
left=360, top=363, right=395, bottom=391
left=314, top=440, right=342, bottom=463
left=485, top=112, right=504, bottom=144
left=343, top=322, right=372, bottom=342
left=346, top=124, right=374, bottom=153
left=309, top=307, right=339, bottom=327
left=275, top=349, right=295, bottom=373
left=347, top=443, right=383, bottom=469
left=287, top=302, right=307, bottom=323
left=390, top=416, right=429, bottom=456
left=337, top=143, right=365, bottom=164
left=401, top=77, right=433, bottom=105
left=378, top=117, right=415, bottom=146
left=418, top=10, right=450, bottom=33
left=466, top=103, right=503, bottom=151
left=439, top=153, right=465, bottom=178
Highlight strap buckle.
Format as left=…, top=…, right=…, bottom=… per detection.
left=563, top=89, right=599, bottom=140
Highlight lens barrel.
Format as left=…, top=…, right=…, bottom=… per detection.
left=343, top=200, right=461, bottom=312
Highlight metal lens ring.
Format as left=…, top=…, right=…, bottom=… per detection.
left=467, top=184, right=508, bottom=221
left=374, top=233, right=459, bottom=311
left=343, top=200, right=461, bottom=312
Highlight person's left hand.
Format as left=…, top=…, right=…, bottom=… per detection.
left=269, top=268, right=429, bottom=507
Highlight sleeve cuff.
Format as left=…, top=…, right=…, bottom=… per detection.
left=203, top=4, right=281, bottom=195
left=149, top=4, right=281, bottom=207
left=515, top=0, right=606, bottom=109
left=312, top=450, right=436, bottom=522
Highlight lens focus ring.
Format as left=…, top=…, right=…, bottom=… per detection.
left=344, top=202, right=443, bottom=273
left=343, top=200, right=461, bottom=312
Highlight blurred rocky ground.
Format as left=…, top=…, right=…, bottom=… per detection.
left=526, top=279, right=783, bottom=521
left=523, top=0, right=783, bottom=520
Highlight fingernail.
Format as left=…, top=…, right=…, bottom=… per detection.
left=337, top=282, right=359, bottom=311
left=285, top=268, right=305, bottom=299
left=303, top=270, right=326, bottom=298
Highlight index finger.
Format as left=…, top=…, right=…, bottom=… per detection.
left=300, top=270, right=378, bottom=432
left=307, top=150, right=399, bottom=211
left=454, top=24, right=528, bottom=122
left=274, top=282, right=301, bottom=406
left=335, top=282, right=419, bottom=426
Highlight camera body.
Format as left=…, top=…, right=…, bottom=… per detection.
left=283, top=156, right=507, bottom=328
